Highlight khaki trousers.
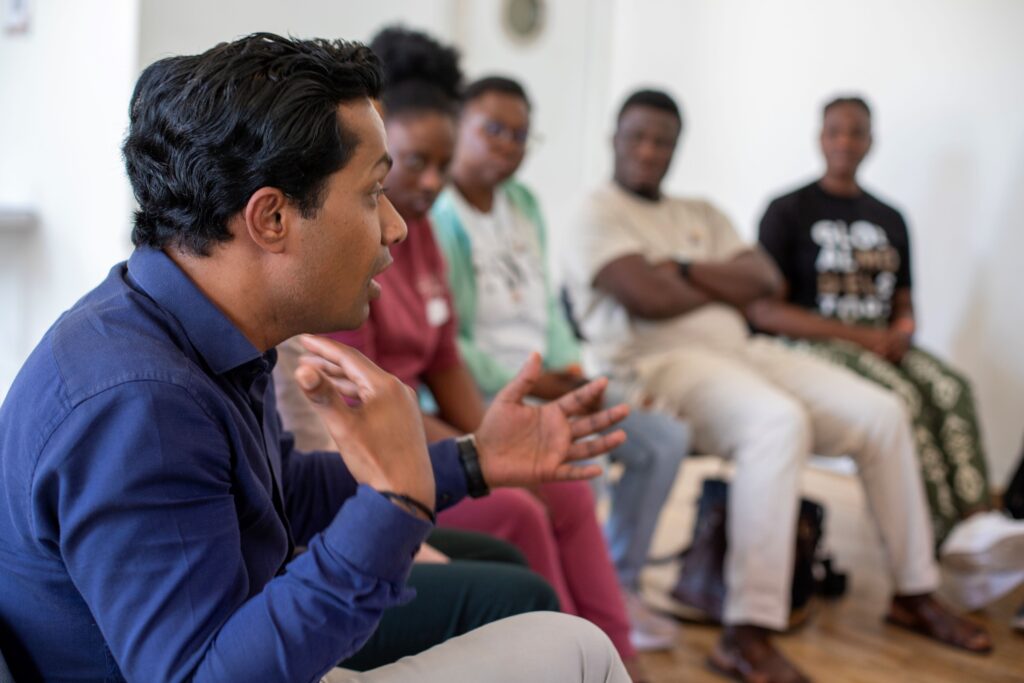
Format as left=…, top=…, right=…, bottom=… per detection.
left=322, top=613, right=629, bottom=683
left=631, top=336, right=939, bottom=630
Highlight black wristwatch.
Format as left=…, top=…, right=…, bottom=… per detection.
left=677, top=259, right=692, bottom=280
left=457, top=434, right=490, bottom=498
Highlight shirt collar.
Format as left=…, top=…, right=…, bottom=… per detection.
left=127, top=247, right=263, bottom=375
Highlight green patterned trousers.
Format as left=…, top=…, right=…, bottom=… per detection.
left=793, top=339, right=990, bottom=548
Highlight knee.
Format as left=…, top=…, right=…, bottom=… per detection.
left=516, top=569, right=561, bottom=612
left=488, top=564, right=562, bottom=613
left=497, top=488, right=553, bottom=537
left=652, top=415, right=691, bottom=463
left=937, top=366, right=974, bottom=411
left=539, top=480, right=599, bottom=533
left=559, top=615, right=626, bottom=683
left=614, top=412, right=690, bottom=470
left=744, top=397, right=812, bottom=459
left=866, top=387, right=913, bottom=430
left=514, top=613, right=626, bottom=682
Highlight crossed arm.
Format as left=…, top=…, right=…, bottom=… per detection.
left=593, top=248, right=783, bottom=320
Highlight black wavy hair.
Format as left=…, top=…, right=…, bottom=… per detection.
left=462, top=75, right=531, bottom=110
left=617, top=88, right=682, bottom=127
left=369, top=26, right=463, bottom=119
left=823, top=95, right=871, bottom=119
left=123, top=33, right=383, bottom=256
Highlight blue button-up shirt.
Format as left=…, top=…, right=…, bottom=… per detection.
left=0, top=247, right=468, bottom=682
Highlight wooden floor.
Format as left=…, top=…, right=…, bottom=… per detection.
left=632, top=458, right=1024, bottom=683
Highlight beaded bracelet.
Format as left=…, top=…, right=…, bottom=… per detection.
left=378, top=491, right=437, bottom=524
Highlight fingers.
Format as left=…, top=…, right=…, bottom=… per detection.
left=557, top=376, right=609, bottom=417
left=565, top=429, right=627, bottom=461
left=298, top=356, right=361, bottom=399
left=298, top=335, right=382, bottom=392
left=549, top=462, right=604, bottom=482
left=493, top=352, right=542, bottom=404
left=294, top=364, right=354, bottom=417
left=568, top=403, right=630, bottom=440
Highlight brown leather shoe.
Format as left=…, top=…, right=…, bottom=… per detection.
left=708, top=625, right=811, bottom=683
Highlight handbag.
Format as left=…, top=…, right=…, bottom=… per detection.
left=669, top=478, right=845, bottom=628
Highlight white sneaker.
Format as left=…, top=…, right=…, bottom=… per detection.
left=939, top=510, right=1024, bottom=572
left=938, top=565, right=1024, bottom=610
left=625, top=590, right=679, bottom=651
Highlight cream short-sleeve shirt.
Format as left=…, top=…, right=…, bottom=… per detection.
left=561, top=182, right=751, bottom=374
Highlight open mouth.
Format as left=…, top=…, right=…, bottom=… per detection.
left=373, top=253, right=394, bottom=278
left=367, top=253, right=394, bottom=300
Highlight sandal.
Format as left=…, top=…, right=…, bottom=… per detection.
left=708, top=634, right=810, bottom=683
left=885, top=595, right=992, bottom=654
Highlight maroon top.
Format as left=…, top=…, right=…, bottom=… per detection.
left=327, top=215, right=461, bottom=390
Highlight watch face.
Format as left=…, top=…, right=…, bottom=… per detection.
left=503, top=0, right=545, bottom=44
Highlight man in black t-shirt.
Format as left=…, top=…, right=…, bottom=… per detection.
left=751, top=96, right=1024, bottom=630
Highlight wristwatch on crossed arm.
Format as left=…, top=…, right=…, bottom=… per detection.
left=677, top=259, right=693, bottom=280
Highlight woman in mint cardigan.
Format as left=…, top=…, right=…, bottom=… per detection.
left=433, top=76, right=692, bottom=653
left=432, top=178, right=581, bottom=394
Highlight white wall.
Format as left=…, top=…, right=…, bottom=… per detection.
left=0, top=0, right=139, bottom=395
left=138, top=0, right=456, bottom=68
left=598, top=0, right=1024, bottom=483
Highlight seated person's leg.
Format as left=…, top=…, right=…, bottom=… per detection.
left=325, top=612, right=629, bottom=683
left=633, top=346, right=812, bottom=680
left=901, top=348, right=1024, bottom=573
left=437, top=488, right=576, bottom=613
left=602, top=381, right=689, bottom=590
left=534, top=480, right=635, bottom=661
left=425, top=527, right=527, bottom=565
left=340, top=560, right=559, bottom=671
left=440, top=466, right=646, bottom=678
left=798, top=338, right=963, bottom=545
left=900, top=346, right=990, bottom=519
left=597, top=384, right=689, bottom=650
left=747, top=339, right=991, bottom=652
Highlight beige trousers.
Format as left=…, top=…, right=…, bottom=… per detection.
left=322, top=613, right=629, bottom=683
left=631, top=336, right=939, bottom=630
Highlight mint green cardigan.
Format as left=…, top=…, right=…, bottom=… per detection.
left=431, top=180, right=581, bottom=395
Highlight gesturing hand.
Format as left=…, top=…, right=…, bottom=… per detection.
left=474, top=353, right=630, bottom=488
left=293, top=335, right=435, bottom=515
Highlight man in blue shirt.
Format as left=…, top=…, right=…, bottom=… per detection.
left=0, top=34, right=630, bottom=683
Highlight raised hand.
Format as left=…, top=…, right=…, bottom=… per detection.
left=474, top=353, right=630, bottom=488
left=529, top=370, right=590, bottom=402
left=293, top=335, right=435, bottom=516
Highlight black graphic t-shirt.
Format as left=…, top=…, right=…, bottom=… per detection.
left=758, top=181, right=912, bottom=326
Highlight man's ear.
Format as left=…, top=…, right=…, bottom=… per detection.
left=242, top=187, right=292, bottom=254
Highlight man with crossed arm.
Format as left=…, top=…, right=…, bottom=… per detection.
left=560, top=89, right=990, bottom=683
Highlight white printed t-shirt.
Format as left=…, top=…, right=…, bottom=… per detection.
left=449, top=189, right=550, bottom=371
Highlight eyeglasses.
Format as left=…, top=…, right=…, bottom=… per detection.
left=481, top=119, right=533, bottom=146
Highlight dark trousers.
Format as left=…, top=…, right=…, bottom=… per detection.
left=340, top=528, right=559, bottom=671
